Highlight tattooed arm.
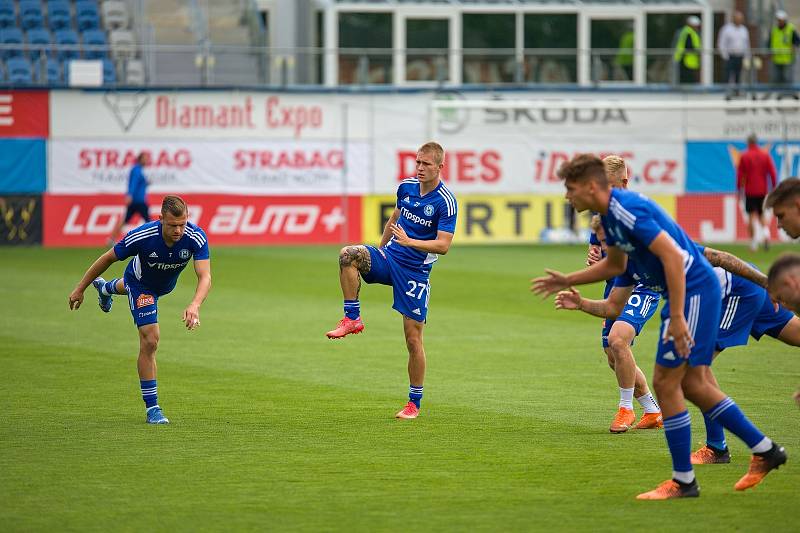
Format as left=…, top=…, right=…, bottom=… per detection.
left=703, top=246, right=767, bottom=288
left=379, top=208, right=401, bottom=248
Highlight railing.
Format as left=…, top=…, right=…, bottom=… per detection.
left=1, top=44, right=798, bottom=88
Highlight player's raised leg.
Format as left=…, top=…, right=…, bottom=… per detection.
left=92, top=277, right=126, bottom=313
left=137, top=323, right=168, bottom=424
left=396, top=315, right=425, bottom=419
left=326, top=245, right=370, bottom=339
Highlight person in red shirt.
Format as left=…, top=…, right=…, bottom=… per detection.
left=737, top=134, right=778, bottom=250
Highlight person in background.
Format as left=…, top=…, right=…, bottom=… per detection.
left=718, top=11, right=750, bottom=89
left=109, top=152, right=150, bottom=246
left=769, top=10, right=800, bottom=85
left=674, top=16, right=702, bottom=84
left=737, top=134, right=777, bottom=251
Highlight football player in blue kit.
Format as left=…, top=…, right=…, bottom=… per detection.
left=326, top=142, right=457, bottom=420
left=533, top=154, right=786, bottom=500
left=68, top=196, right=211, bottom=425
left=583, top=156, right=663, bottom=433
left=691, top=264, right=800, bottom=464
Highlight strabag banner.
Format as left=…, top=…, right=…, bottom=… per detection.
left=48, top=140, right=370, bottom=195
left=43, top=194, right=361, bottom=246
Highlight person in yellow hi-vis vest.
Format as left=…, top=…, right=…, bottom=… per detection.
left=769, top=10, right=800, bottom=85
left=614, top=29, right=635, bottom=81
left=674, top=16, right=701, bottom=84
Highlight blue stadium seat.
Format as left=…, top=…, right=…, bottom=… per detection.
left=20, top=0, right=44, bottom=30
left=0, top=0, right=16, bottom=28
left=48, top=0, right=71, bottom=31
left=54, top=28, right=78, bottom=59
left=26, top=28, right=51, bottom=59
left=76, top=1, right=99, bottom=31
left=81, top=28, right=105, bottom=59
left=0, top=27, right=24, bottom=58
left=44, top=55, right=60, bottom=83
left=7, top=56, right=33, bottom=84
left=102, top=57, right=115, bottom=84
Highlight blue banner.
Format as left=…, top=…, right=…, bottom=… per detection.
left=0, top=139, right=46, bottom=194
left=687, top=140, right=800, bottom=193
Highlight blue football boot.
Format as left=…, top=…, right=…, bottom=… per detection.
left=92, top=277, right=113, bottom=313
left=146, top=406, right=170, bottom=425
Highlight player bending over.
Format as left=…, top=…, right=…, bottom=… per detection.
left=69, top=195, right=211, bottom=424
left=533, top=154, right=786, bottom=500
left=692, top=263, right=800, bottom=463
left=326, top=142, right=457, bottom=420
left=583, top=156, right=662, bottom=433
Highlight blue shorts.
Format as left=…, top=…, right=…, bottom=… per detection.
left=124, top=274, right=159, bottom=327
left=716, top=286, right=794, bottom=350
left=602, top=291, right=660, bottom=348
left=656, top=280, right=721, bottom=368
left=362, top=246, right=431, bottom=322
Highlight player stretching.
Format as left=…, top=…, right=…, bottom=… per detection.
left=692, top=264, right=800, bottom=463
left=68, top=196, right=211, bottom=424
left=533, top=154, right=786, bottom=500
left=585, top=156, right=662, bottom=433
left=326, top=142, right=457, bottom=420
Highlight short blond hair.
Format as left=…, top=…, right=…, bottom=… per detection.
left=418, top=141, right=445, bottom=165
left=603, top=155, right=627, bottom=182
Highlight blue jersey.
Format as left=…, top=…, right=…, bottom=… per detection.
left=385, top=177, right=457, bottom=269
left=601, top=188, right=714, bottom=295
left=128, top=164, right=147, bottom=203
left=589, top=230, right=615, bottom=298
left=611, top=258, right=661, bottom=300
left=114, top=220, right=210, bottom=296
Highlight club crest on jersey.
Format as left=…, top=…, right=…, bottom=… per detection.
left=179, top=249, right=190, bottom=260
left=136, top=294, right=155, bottom=308
left=424, top=204, right=434, bottom=216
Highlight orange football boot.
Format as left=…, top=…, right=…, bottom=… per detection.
left=636, top=479, right=699, bottom=500
left=691, top=445, right=731, bottom=465
left=634, top=412, right=663, bottom=430
left=610, top=407, right=636, bottom=433
left=734, top=444, right=787, bottom=491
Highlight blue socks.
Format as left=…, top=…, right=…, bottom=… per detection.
left=102, top=278, right=121, bottom=296
left=703, top=412, right=727, bottom=451
left=663, top=411, right=693, bottom=476
left=140, top=379, right=158, bottom=409
left=344, top=299, right=360, bottom=320
left=705, top=397, right=764, bottom=449
left=409, top=385, right=423, bottom=408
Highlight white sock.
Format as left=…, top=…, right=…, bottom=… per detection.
left=751, top=436, right=773, bottom=454
left=619, top=387, right=634, bottom=410
left=636, top=392, right=660, bottom=413
left=673, top=470, right=695, bottom=484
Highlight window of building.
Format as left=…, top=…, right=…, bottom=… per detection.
left=338, top=12, right=393, bottom=84
left=406, top=18, right=449, bottom=82
left=462, top=13, right=515, bottom=84
left=524, top=14, right=577, bottom=83
left=646, top=12, right=700, bottom=83
left=590, top=18, right=635, bottom=83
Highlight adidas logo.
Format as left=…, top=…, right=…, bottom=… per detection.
left=412, top=308, right=421, bottom=316
left=149, top=252, right=158, bottom=258
left=403, top=196, right=411, bottom=204
left=662, top=351, right=676, bottom=361
left=625, top=309, right=634, bottom=316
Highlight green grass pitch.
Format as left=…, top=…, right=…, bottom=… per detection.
left=1, top=244, right=798, bottom=531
